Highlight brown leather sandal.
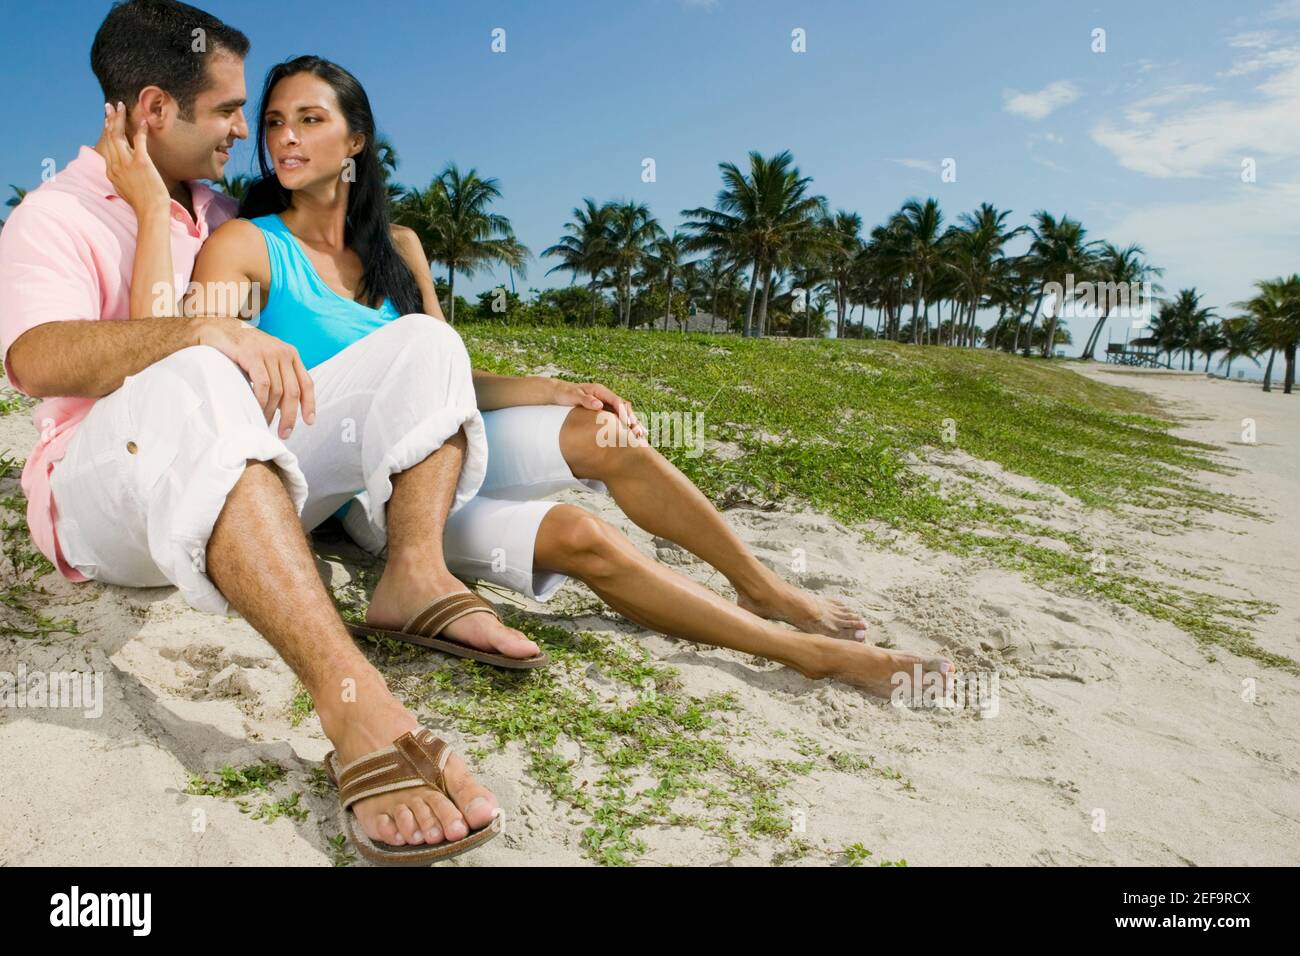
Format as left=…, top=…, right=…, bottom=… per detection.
left=324, top=727, right=501, bottom=865
left=346, top=590, right=549, bottom=669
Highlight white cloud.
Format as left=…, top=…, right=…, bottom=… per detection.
left=1092, top=53, right=1300, bottom=178
left=886, top=158, right=939, bottom=173
left=1227, top=31, right=1275, bottom=49
left=1100, top=183, right=1300, bottom=315
left=1220, top=46, right=1300, bottom=77
left=1265, top=0, right=1300, bottom=20
left=1122, top=83, right=1213, bottom=123
left=1002, top=81, right=1081, bottom=120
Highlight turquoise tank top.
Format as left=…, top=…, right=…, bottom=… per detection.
left=249, top=213, right=402, bottom=370
left=249, top=213, right=404, bottom=521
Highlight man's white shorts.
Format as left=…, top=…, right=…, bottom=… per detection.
left=49, top=315, right=486, bottom=615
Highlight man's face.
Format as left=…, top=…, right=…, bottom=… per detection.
left=145, top=49, right=248, bottom=183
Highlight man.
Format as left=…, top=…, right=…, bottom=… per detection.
left=0, top=0, right=523, bottom=860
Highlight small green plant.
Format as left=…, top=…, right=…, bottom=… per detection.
left=184, top=761, right=286, bottom=798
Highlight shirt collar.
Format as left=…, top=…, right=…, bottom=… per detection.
left=70, top=144, right=218, bottom=229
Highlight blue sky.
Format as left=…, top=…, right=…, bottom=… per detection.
left=4, top=0, right=1300, bottom=354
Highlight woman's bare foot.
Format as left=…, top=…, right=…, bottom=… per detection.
left=321, top=691, right=498, bottom=848
left=737, top=579, right=868, bottom=642
left=366, top=559, right=540, bottom=659
left=813, top=636, right=955, bottom=699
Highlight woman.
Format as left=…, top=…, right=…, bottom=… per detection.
left=109, top=54, right=953, bottom=852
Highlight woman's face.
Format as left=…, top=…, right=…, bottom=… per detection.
left=262, top=72, right=362, bottom=193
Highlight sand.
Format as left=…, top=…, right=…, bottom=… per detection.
left=1, top=364, right=1297, bottom=866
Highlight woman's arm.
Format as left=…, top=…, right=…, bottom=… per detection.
left=391, top=225, right=445, bottom=320
left=388, top=225, right=641, bottom=431
left=98, top=104, right=178, bottom=319
left=188, top=218, right=270, bottom=319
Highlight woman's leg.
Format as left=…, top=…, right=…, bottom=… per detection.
left=558, top=406, right=868, bottom=641
left=533, top=504, right=951, bottom=697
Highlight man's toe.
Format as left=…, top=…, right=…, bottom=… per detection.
left=428, top=790, right=469, bottom=842
left=412, top=798, right=442, bottom=844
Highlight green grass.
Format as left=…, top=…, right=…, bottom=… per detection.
left=0, top=456, right=79, bottom=641
left=330, top=590, right=872, bottom=865
left=463, top=327, right=1287, bottom=672
left=184, top=760, right=287, bottom=798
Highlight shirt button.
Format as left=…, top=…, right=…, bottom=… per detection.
left=126, top=441, right=138, bottom=454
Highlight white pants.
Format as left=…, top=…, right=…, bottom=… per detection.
left=341, top=403, right=608, bottom=602
left=49, top=314, right=486, bottom=615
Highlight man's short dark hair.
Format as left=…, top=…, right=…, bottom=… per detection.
left=90, top=0, right=250, bottom=121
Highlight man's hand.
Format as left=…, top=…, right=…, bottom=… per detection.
left=195, top=318, right=317, bottom=438
left=551, top=380, right=645, bottom=439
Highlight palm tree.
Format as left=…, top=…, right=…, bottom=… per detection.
left=942, top=203, right=1025, bottom=348
left=604, top=200, right=662, bottom=328
left=646, top=231, right=692, bottom=331
left=541, top=198, right=615, bottom=326
left=1216, top=317, right=1260, bottom=379
left=675, top=259, right=708, bottom=333
left=1166, top=288, right=1217, bottom=369
left=0, top=184, right=26, bottom=234
left=215, top=174, right=251, bottom=201
left=374, top=134, right=405, bottom=206
left=1080, top=242, right=1162, bottom=359
left=1022, top=212, right=1098, bottom=357
left=394, top=163, right=530, bottom=324
left=681, top=150, right=827, bottom=337
left=892, top=198, right=945, bottom=345
left=1240, top=275, right=1300, bottom=392
left=1130, top=304, right=1179, bottom=367
left=1193, top=321, right=1228, bottom=372
left=694, top=255, right=739, bottom=332
left=819, top=210, right=864, bottom=338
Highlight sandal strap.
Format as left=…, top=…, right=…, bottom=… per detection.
left=336, top=728, right=453, bottom=810
left=402, top=591, right=500, bottom=637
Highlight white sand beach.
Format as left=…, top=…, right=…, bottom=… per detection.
left=1, top=365, right=1297, bottom=866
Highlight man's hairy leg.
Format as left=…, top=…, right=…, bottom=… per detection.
left=204, top=461, right=498, bottom=848
left=364, top=427, right=540, bottom=659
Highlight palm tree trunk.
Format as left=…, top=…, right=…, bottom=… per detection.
left=448, top=267, right=457, bottom=324
left=1022, top=287, right=1046, bottom=355
left=742, top=263, right=760, bottom=338
left=1263, top=348, right=1276, bottom=391
left=663, top=267, right=672, bottom=332
left=757, top=262, right=774, bottom=336
left=1286, top=345, right=1297, bottom=394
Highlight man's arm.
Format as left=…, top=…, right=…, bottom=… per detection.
left=8, top=316, right=209, bottom=399
left=8, top=315, right=315, bottom=436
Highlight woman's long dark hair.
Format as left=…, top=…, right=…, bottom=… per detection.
left=238, top=55, right=422, bottom=316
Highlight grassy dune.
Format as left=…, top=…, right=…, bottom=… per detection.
left=466, top=327, right=1283, bottom=671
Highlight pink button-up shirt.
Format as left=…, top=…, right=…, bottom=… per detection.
left=0, top=145, right=237, bottom=580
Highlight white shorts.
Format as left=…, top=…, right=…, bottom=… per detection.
left=49, top=315, right=487, bottom=615
left=340, top=403, right=608, bottom=602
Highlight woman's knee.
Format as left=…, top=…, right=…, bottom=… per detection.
left=135, top=345, right=264, bottom=428
left=562, top=405, right=649, bottom=478
left=377, top=313, right=471, bottom=373
left=539, top=504, right=625, bottom=579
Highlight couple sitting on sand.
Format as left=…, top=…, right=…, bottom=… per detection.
left=0, top=0, right=952, bottom=864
